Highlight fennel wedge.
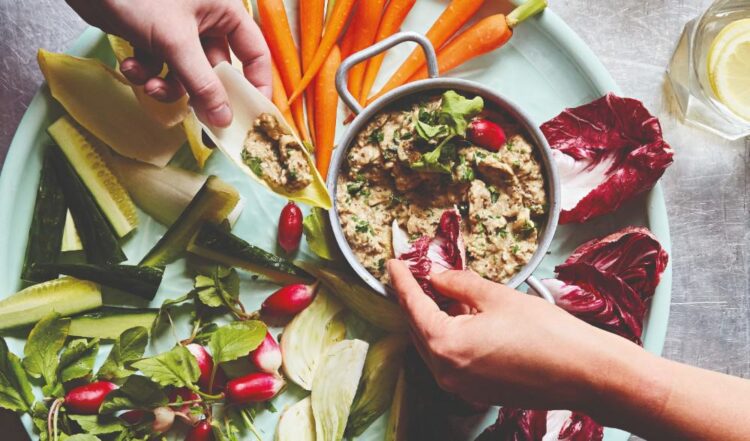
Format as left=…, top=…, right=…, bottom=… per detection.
left=276, top=397, right=315, bottom=441
left=200, top=62, right=331, bottom=209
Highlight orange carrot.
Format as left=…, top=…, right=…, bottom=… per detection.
left=287, top=0, right=358, bottom=104
left=346, top=0, right=387, bottom=100
left=407, top=1, right=547, bottom=83
left=271, top=61, right=298, bottom=136
left=258, top=0, right=311, bottom=142
left=368, top=0, right=485, bottom=104
left=339, top=4, right=360, bottom=58
left=300, top=0, right=325, bottom=142
left=314, top=46, right=341, bottom=178
left=358, top=0, right=416, bottom=103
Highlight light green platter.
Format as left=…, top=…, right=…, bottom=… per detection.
left=0, top=2, right=671, bottom=440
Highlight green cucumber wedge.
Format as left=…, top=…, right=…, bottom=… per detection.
left=29, top=263, right=163, bottom=301
left=49, top=116, right=138, bottom=237
left=21, top=148, right=67, bottom=282
left=49, top=145, right=126, bottom=264
left=188, top=223, right=313, bottom=284
left=140, top=176, right=239, bottom=267
left=0, top=277, right=102, bottom=330
left=69, top=307, right=158, bottom=339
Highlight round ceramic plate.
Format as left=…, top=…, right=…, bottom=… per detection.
left=0, top=2, right=671, bottom=440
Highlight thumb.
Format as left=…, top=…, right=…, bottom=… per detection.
left=161, top=30, right=232, bottom=127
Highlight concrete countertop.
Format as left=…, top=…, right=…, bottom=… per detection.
left=1, top=0, right=748, bottom=439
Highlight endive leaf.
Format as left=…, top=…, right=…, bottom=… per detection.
left=107, top=35, right=190, bottom=128
left=201, top=62, right=332, bottom=209
left=183, top=110, right=214, bottom=169
left=38, top=49, right=185, bottom=167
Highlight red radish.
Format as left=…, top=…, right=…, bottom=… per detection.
left=120, top=409, right=145, bottom=425
left=261, top=283, right=317, bottom=317
left=64, top=381, right=117, bottom=414
left=278, top=202, right=303, bottom=253
left=226, top=373, right=285, bottom=404
left=152, top=406, right=176, bottom=433
left=186, top=420, right=214, bottom=441
left=249, top=331, right=282, bottom=374
left=186, top=343, right=226, bottom=392
left=467, top=118, right=506, bottom=151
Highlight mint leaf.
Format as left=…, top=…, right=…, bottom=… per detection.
left=131, top=345, right=200, bottom=389
left=97, top=327, right=148, bottom=382
left=410, top=138, right=456, bottom=174
left=303, top=208, right=338, bottom=261
left=60, top=338, right=99, bottom=383
left=69, top=414, right=125, bottom=435
left=439, top=90, right=483, bottom=136
left=99, top=375, right=167, bottom=414
left=414, top=119, right=448, bottom=142
left=23, top=312, right=70, bottom=386
left=208, top=320, right=266, bottom=364
left=66, top=434, right=102, bottom=441
left=0, top=338, right=34, bottom=412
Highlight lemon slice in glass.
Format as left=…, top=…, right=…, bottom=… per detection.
left=708, top=23, right=750, bottom=122
left=707, top=18, right=750, bottom=74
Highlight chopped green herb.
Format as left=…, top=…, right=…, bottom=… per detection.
left=497, top=227, right=508, bottom=238
left=353, top=217, right=373, bottom=235
left=488, top=185, right=500, bottom=203
left=401, top=131, right=413, bottom=140
left=511, top=244, right=520, bottom=254
left=243, top=154, right=263, bottom=177
left=368, top=129, right=384, bottom=144
left=377, top=259, right=386, bottom=273
left=513, top=159, right=521, bottom=168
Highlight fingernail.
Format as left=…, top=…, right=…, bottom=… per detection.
left=207, top=103, right=232, bottom=127
left=146, top=87, right=166, bottom=100
left=120, top=65, right=134, bottom=74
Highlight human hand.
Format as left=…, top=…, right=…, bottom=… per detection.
left=66, top=0, right=272, bottom=127
left=387, top=260, right=647, bottom=411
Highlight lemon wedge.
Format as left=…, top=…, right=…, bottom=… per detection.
left=708, top=20, right=750, bottom=122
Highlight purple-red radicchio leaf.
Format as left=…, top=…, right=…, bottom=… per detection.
left=557, top=226, right=668, bottom=300
left=541, top=93, right=674, bottom=224
left=392, top=209, right=465, bottom=308
left=478, top=408, right=603, bottom=441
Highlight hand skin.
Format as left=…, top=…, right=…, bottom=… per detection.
left=388, top=260, right=750, bottom=440
left=65, top=0, right=272, bottom=127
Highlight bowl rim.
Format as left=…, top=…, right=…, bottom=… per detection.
left=326, top=78, right=561, bottom=297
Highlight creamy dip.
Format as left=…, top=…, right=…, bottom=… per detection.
left=242, top=113, right=312, bottom=192
left=336, top=92, right=547, bottom=284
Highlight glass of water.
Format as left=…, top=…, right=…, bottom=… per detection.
left=667, top=0, right=750, bottom=140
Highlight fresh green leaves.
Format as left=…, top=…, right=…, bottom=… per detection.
left=23, top=313, right=70, bottom=386
left=66, top=433, right=103, bottom=441
left=60, top=338, right=100, bottom=383
left=99, top=375, right=167, bottom=414
left=0, top=338, right=34, bottom=412
left=303, top=208, right=338, bottom=261
left=440, top=90, right=483, bottom=136
left=415, top=119, right=448, bottom=142
left=69, top=414, right=125, bottom=435
left=131, top=345, right=200, bottom=389
left=209, top=320, right=267, bottom=365
left=195, top=266, right=239, bottom=309
left=97, top=326, right=148, bottom=382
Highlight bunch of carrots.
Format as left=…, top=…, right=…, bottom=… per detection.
left=255, top=0, right=547, bottom=178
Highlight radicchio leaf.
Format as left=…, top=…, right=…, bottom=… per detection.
left=541, top=94, right=674, bottom=224
left=556, top=412, right=603, bottom=441
left=557, top=226, right=668, bottom=299
left=392, top=209, right=465, bottom=308
left=477, top=408, right=603, bottom=441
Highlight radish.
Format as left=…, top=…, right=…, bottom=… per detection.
left=186, top=343, right=226, bottom=392
left=62, top=381, right=117, bottom=415
left=226, top=373, right=285, bottom=404
left=186, top=420, right=214, bottom=441
left=120, top=409, right=145, bottom=425
left=467, top=118, right=506, bottom=151
left=152, top=406, right=175, bottom=433
left=278, top=202, right=303, bottom=254
left=249, top=331, right=282, bottom=374
left=261, top=283, right=317, bottom=317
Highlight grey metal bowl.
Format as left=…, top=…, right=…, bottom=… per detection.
left=327, top=32, right=560, bottom=302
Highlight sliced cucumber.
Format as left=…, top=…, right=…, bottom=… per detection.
left=49, top=116, right=138, bottom=237
left=28, top=263, right=163, bottom=301
left=61, top=210, right=83, bottom=252
left=21, top=148, right=67, bottom=282
left=188, top=223, right=314, bottom=284
left=140, top=176, right=239, bottom=267
left=0, top=277, right=102, bottom=330
left=49, top=145, right=126, bottom=264
left=69, top=307, right=158, bottom=339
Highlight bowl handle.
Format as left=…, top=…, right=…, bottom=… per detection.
left=526, top=275, right=556, bottom=304
left=335, top=31, right=440, bottom=115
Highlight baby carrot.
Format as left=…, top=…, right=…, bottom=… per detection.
left=271, top=61, right=298, bottom=136
left=287, top=0, right=358, bottom=104
left=407, top=0, right=547, bottom=82
left=346, top=0, right=387, bottom=100
left=358, top=0, right=417, bottom=104
left=339, top=4, right=360, bottom=58
left=258, top=0, right=311, bottom=142
left=314, top=46, right=342, bottom=178
left=368, top=0, right=485, bottom=104
left=300, top=0, right=326, bottom=142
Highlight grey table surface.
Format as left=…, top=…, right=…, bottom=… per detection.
left=1, top=0, right=748, bottom=440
